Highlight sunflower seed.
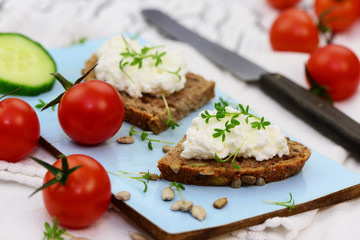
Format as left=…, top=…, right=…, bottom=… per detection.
left=115, top=191, right=131, bottom=201
left=161, top=186, right=175, bottom=201
left=117, top=136, right=135, bottom=144
left=191, top=205, right=206, bottom=221
left=213, top=197, right=228, bottom=209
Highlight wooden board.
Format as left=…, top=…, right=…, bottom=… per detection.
left=39, top=136, right=360, bottom=240
left=20, top=37, right=360, bottom=240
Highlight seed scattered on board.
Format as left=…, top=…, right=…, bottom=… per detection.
left=161, top=186, right=175, bottom=201
left=191, top=205, right=206, bottom=221
left=213, top=197, right=228, bottom=209
left=139, top=172, right=159, bottom=181
left=171, top=200, right=184, bottom=211
left=115, top=191, right=131, bottom=201
left=117, top=136, right=135, bottom=144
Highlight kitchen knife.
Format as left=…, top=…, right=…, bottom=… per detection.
left=142, top=9, right=360, bottom=159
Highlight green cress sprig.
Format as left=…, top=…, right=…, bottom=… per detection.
left=69, top=37, right=87, bottom=47
left=107, top=170, right=151, bottom=192
left=129, top=126, right=174, bottom=150
left=162, top=94, right=179, bottom=130
left=118, top=35, right=182, bottom=83
left=201, top=102, right=270, bottom=141
left=263, top=192, right=296, bottom=212
left=119, top=36, right=182, bottom=130
left=214, top=138, right=247, bottom=169
left=35, top=99, right=55, bottom=111
left=169, top=182, right=186, bottom=203
left=43, top=216, right=85, bottom=240
left=43, top=216, right=67, bottom=240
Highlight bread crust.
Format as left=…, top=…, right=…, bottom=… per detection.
left=83, top=54, right=215, bottom=134
left=158, top=137, right=311, bottom=186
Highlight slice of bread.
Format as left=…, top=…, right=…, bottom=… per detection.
left=82, top=54, right=215, bottom=134
left=158, top=136, right=311, bottom=186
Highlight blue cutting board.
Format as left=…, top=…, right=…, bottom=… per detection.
left=15, top=37, right=360, bottom=239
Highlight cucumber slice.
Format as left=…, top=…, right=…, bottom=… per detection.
left=0, top=33, right=57, bottom=96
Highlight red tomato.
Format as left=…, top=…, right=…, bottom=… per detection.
left=0, top=98, right=40, bottom=162
left=58, top=80, right=124, bottom=145
left=306, top=44, right=360, bottom=101
left=42, top=154, right=111, bottom=228
left=266, top=0, right=301, bottom=9
left=270, top=8, right=319, bottom=53
left=314, top=0, right=360, bottom=32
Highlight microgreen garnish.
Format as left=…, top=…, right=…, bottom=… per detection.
left=169, top=182, right=186, bottom=203
left=162, top=94, right=179, bottom=130
left=129, top=126, right=174, bottom=150
left=219, top=97, right=229, bottom=106
left=118, top=35, right=182, bottom=84
left=107, top=170, right=150, bottom=192
left=29, top=155, right=82, bottom=197
left=212, top=119, right=240, bottom=142
left=263, top=192, right=296, bottom=212
left=35, top=99, right=55, bottom=111
left=119, top=58, right=135, bottom=83
left=158, top=66, right=182, bottom=81
left=43, top=216, right=68, bottom=240
left=214, top=138, right=246, bottom=169
left=218, top=97, right=240, bottom=110
left=201, top=102, right=270, bottom=141
left=43, top=216, right=82, bottom=240
left=70, top=37, right=87, bottom=46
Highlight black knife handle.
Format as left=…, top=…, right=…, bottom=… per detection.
left=259, top=73, right=360, bottom=159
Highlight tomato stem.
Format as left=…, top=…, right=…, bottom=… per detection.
left=41, top=64, right=97, bottom=111
left=305, top=65, right=333, bottom=104
left=0, top=86, right=24, bottom=100
left=29, top=155, right=83, bottom=197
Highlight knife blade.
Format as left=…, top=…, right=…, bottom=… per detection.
left=142, top=9, right=360, bottom=159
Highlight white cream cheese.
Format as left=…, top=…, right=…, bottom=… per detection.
left=95, top=35, right=188, bottom=98
left=180, top=106, right=289, bottom=161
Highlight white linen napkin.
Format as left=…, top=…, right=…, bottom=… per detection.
left=0, top=147, right=54, bottom=188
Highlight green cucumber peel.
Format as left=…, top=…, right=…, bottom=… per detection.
left=0, top=33, right=57, bottom=96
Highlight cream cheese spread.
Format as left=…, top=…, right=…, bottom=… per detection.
left=95, top=35, right=188, bottom=98
left=180, top=106, right=289, bottom=161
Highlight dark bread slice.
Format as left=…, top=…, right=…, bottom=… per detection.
left=82, top=54, right=215, bottom=134
left=158, top=136, right=311, bottom=186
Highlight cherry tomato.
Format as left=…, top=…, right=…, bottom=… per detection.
left=306, top=44, right=360, bottom=101
left=58, top=80, right=124, bottom=145
left=42, top=154, right=111, bottom=228
left=270, top=8, right=319, bottom=53
left=0, top=98, right=40, bottom=162
left=266, top=0, right=301, bottom=10
left=314, top=0, right=360, bottom=32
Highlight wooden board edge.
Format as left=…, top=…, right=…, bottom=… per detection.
left=39, top=136, right=360, bottom=240
left=111, top=183, right=360, bottom=240
left=39, top=136, right=64, bottom=158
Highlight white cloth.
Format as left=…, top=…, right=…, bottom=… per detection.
left=1, top=0, right=359, bottom=239
left=0, top=148, right=50, bottom=188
